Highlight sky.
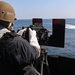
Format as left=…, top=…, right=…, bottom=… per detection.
left=1, top=0, right=75, bottom=19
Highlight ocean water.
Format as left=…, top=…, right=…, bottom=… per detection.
left=14, top=19, right=75, bottom=58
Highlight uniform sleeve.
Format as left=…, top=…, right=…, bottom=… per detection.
left=8, top=36, right=38, bottom=65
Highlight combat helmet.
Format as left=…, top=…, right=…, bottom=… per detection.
left=0, top=1, right=15, bottom=23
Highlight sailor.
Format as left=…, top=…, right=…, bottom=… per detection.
left=0, top=1, right=40, bottom=75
